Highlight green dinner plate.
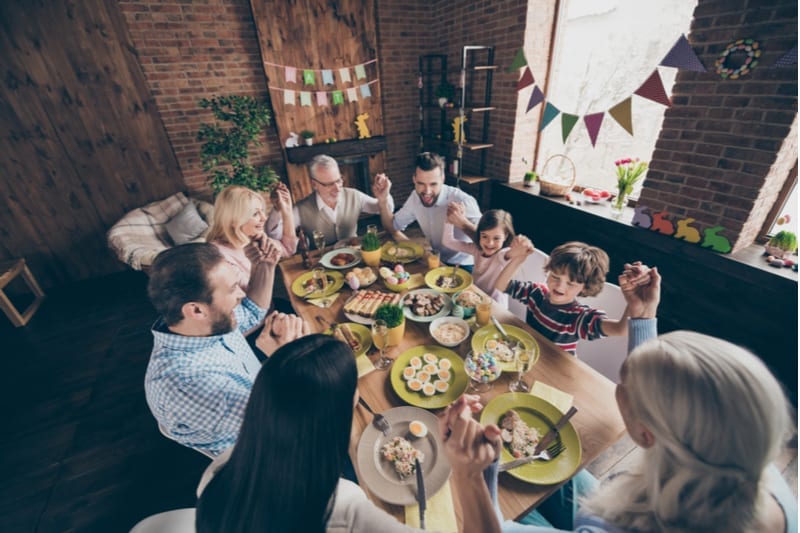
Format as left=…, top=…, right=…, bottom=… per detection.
left=390, top=345, right=468, bottom=409
left=323, top=322, right=372, bottom=358
left=424, top=267, right=473, bottom=294
left=290, top=270, right=345, bottom=299
left=380, top=241, right=424, bottom=263
left=480, top=393, right=581, bottom=485
left=471, top=323, right=540, bottom=372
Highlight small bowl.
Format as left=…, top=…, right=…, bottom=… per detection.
left=384, top=278, right=411, bottom=292
left=429, top=316, right=470, bottom=347
left=452, top=290, right=482, bottom=319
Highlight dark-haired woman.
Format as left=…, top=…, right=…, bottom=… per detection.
left=196, top=334, right=502, bottom=533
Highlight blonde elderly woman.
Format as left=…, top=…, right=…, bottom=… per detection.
left=207, top=184, right=296, bottom=291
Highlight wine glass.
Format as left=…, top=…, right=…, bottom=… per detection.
left=312, top=230, right=326, bottom=258
left=508, top=345, right=533, bottom=392
left=465, top=350, right=501, bottom=393
left=366, top=224, right=378, bottom=235
left=371, top=319, right=392, bottom=370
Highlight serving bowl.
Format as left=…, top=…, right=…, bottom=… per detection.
left=429, top=316, right=470, bottom=347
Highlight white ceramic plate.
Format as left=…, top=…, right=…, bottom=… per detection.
left=402, top=289, right=452, bottom=323
left=320, top=247, right=361, bottom=270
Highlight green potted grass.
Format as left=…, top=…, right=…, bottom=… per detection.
left=374, top=303, right=405, bottom=346
left=300, top=130, right=315, bottom=146
left=765, top=230, right=797, bottom=259
left=361, top=232, right=382, bottom=267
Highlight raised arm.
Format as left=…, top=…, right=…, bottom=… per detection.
left=447, top=201, right=478, bottom=242
left=494, top=235, right=534, bottom=293
left=244, top=234, right=281, bottom=309
left=272, top=183, right=298, bottom=256
left=373, top=173, right=409, bottom=241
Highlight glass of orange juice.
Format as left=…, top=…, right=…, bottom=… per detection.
left=427, top=249, right=441, bottom=269
left=475, top=297, right=492, bottom=327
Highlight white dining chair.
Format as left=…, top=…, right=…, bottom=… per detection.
left=507, top=248, right=550, bottom=321
left=576, top=281, right=628, bottom=383
left=129, top=508, right=195, bottom=533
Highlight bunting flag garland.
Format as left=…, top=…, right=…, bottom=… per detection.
left=508, top=48, right=528, bottom=71
left=285, top=66, right=297, bottom=83
left=284, top=90, right=295, bottom=105
left=634, top=70, right=671, bottom=106
left=269, top=79, right=379, bottom=107
left=540, top=102, right=560, bottom=131
left=527, top=86, right=544, bottom=112
left=299, top=91, right=312, bottom=106
left=516, top=67, right=535, bottom=90
left=561, top=113, right=579, bottom=142
left=660, top=34, right=707, bottom=72
left=608, top=98, right=634, bottom=135
left=322, top=69, right=335, bottom=85
left=303, top=70, right=316, bottom=85
left=339, top=68, right=351, bottom=83
left=772, top=45, right=797, bottom=68
left=583, top=112, right=605, bottom=147
left=354, top=64, right=367, bottom=80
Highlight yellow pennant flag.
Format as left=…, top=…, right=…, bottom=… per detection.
left=609, top=98, right=633, bottom=135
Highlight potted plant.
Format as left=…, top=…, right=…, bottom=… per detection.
left=374, top=303, right=405, bottom=346
left=361, top=232, right=382, bottom=267
left=765, top=230, right=797, bottom=259
left=197, top=95, right=279, bottom=194
left=435, top=81, right=455, bottom=108
left=300, top=130, right=315, bottom=146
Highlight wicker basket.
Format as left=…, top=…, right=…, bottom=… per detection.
left=538, top=154, right=576, bottom=197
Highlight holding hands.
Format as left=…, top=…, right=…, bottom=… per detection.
left=438, top=394, right=502, bottom=474
left=270, top=182, right=293, bottom=215
left=508, top=235, right=535, bottom=260
left=372, top=173, right=391, bottom=201
left=446, top=201, right=470, bottom=228
left=619, top=262, right=660, bottom=318
left=256, top=312, right=311, bottom=355
left=245, top=234, right=281, bottom=266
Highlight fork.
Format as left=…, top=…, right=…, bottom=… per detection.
left=358, top=396, right=390, bottom=436
left=498, top=440, right=566, bottom=472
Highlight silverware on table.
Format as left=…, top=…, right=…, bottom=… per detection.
left=499, top=440, right=566, bottom=472
left=534, top=406, right=579, bottom=454
left=414, top=457, right=426, bottom=529
left=491, top=316, right=513, bottom=343
left=358, top=396, right=390, bottom=436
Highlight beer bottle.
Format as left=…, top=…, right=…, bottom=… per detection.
left=297, top=227, right=312, bottom=269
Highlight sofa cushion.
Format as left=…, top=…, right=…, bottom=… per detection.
left=164, top=201, right=209, bottom=245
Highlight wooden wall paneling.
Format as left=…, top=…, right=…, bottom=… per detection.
left=249, top=0, right=385, bottom=202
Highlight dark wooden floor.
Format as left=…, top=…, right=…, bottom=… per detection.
left=1, top=269, right=794, bottom=532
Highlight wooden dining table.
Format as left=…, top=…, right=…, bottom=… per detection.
left=278, top=247, right=627, bottom=527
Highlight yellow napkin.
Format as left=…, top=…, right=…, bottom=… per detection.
left=306, top=292, right=340, bottom=308
left=355, top=354, right=375, bottom=377
left=404, top=480, right=457, bottom=532
left=406, top=272, right=426, bottom=290
left=530, top=381, right=574, bottom=414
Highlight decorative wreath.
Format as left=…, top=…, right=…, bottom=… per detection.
left=715, top=39, right=761, bottom=79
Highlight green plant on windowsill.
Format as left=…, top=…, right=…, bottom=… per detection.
left=374, top=303, right=404, bottom=328
left=300, top=130, right=315, bottom=139
left=197, top=95, right=279, bottom=193
left=766, top=230, right=797, bottom=258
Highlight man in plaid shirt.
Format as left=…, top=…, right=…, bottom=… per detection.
left=144, top=239, right=309, bottom=456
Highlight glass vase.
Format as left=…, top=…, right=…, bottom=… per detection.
left=609, top=192, right=628, bottom=220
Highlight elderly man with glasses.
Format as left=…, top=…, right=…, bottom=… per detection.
left=266, top=154, right=394, bottom=250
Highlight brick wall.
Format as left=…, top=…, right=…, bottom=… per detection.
left=639, top=0, right=798, bottom=252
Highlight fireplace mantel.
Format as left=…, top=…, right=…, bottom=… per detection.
left=285, top=136, right=387, bottom=164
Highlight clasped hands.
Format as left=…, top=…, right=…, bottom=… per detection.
left=255, top=311, right=311, bottom=356
left=245, top=233, right=282, bottom=266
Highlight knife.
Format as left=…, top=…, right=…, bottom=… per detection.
left=533, top=406, right=578, bottom=454
left=414, top=458, right=426, bottom=529
left=491, top=316, right=513, bottom=343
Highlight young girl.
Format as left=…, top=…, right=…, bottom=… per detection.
left=442, top=207, right=527, bottom=307
left=495, top=239, right=644, bottom=355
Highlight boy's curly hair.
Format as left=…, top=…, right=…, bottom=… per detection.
left=544, top=241, right=609, bottom=297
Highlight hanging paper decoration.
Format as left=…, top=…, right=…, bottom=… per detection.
left=346, top=87, right=358, bottom=102
left=354, top=64, right=367, bottom=80
left=360, top=83, right=372, bottom=98
left=583, top=112, right=604, bottom=147
left=299, top=91, right=312, bottom=106
left=660, top=34, right=707, bottom=72
left=540, top=102, right=560, bottom=131
left=508, top=48, right=528, bottom=71
left=715, top=39, right=761, bottom=79
left=316, top=91, right=328, bottom=106
left=322, top=69, right=334, bottom=85
left=332, top=90, right=344, bottom=105
left=634, top=70, right=671, bottom=106
left=772, top=45, right=797, bottom=68
left=516, top=67, right=535, bottom=90
left=339, top=68, right=351, bottom=83
left=561, top=113, right=579, bottom=142
left=526, top=86, right=544, bottom=112
left=285, top=66, right=297, bottom=83
left=283, top=90, right=295, bottom=105
left=303, top=70, right=316, bottom=85
left=608, top=98, right=634, bottom=135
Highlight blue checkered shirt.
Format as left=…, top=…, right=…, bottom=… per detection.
left=144, top=297, right=267, bottom=457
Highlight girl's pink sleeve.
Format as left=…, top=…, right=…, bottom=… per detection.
left=441, top=222, right=475, bottom=254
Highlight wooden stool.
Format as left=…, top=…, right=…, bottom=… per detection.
left=0, top=259, right=45, bottom=327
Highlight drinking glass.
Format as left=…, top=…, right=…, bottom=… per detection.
left=508, top=346, right=533, bottom=392
left=311, top=266, right=328, bottom=296
left=371, top=319, right=392, bottom=370
left=427, top=249, right=441, bottom=269
left=366, top=224, right=378, bottom=235
left=312, top=230, right=326, bottom=256
left=475, top=298, right=492, bottom=327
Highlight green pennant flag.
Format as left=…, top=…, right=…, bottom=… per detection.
left=332, top=90, right=344, bottom=105
left=303, top=70, right=316, bottom=85
left=508, top=48, right=528, bottom=71
left=540, top=102, right=560, bottom=131
left=561, top=113, right=579, bottom=143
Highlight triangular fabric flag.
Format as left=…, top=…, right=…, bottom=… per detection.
left=583, top=112, right=604, bottom=147
left=660, top=34, right=707, bottom=72
left=540, top=102, right=560, bottom=131
left=359, top=83, right=372, bottom=98
left=339, top=68, right=351, bottom=83
left=322, top=69, right=334, bottom=85
left=354, top=64, right=367, bottom=80
left=526, top=86, right=544, bottom=112
left=299, top=91, right=312, bottom=106
left=316, top=91, right=328, bottom=106
left=772, top=45, right=798, bottom=68
left=608, top=98, right=634, bottom=135
left=561, top=113, right=579, bottom=143
left=285, top=66, right=297, bottom=83
left=634, top=70, right=671, bottom=106
left=332, top=90, right=344, bottom=105
left=303, top=70, right=316, bottom=85
left=283, top=90, right=295, bottom=105
left=508, top=48, right=528, bottom=71
left=346, top=87, right=358, bottom=102
left=516, top=67, right=535, bottom=91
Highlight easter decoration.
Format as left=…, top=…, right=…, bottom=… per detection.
left=360, top=231, right=382, bottom=267
left=355, top=112, right=371, bottom=139
left=380, top=264, right=412, bottom=292
left=650, top=210, right=675, bottom=236
left=285, top=132, right=300, bottom=148
left=452, top=116, right=467, bottom=144
left=715, top=39, right=761, bottom=80
left=300, top=130, right=315, bottom=146
left=674, top=218, right=702, bottom=244
left=764, top=230, right=797, bottom=268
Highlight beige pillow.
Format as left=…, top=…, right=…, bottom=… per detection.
left=164, top=201, right=209, bottom=245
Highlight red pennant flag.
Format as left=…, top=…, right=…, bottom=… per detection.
left=516, top=67, right=535, bottom=91
left=526, top=86, right=544, bottom=112
left=634, top=70, right=671, bottom=107
left=583, top=112, right=604, bottom=147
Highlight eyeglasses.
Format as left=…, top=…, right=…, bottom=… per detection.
left=311, top=177, right=343, bottom=188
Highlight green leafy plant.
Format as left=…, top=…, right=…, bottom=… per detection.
left=197, top=95, right=279, bottom=193
left=613, top=157, right=648, bottom=209
left=769, top=230, right=797, bottom=252
left=361, top=232, right=381, bottom=252
left=300, top=130, right=315, bottom=139
left=374, top=303, right=404, bottom=328
left=524, top=171, right=538, bottom=182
